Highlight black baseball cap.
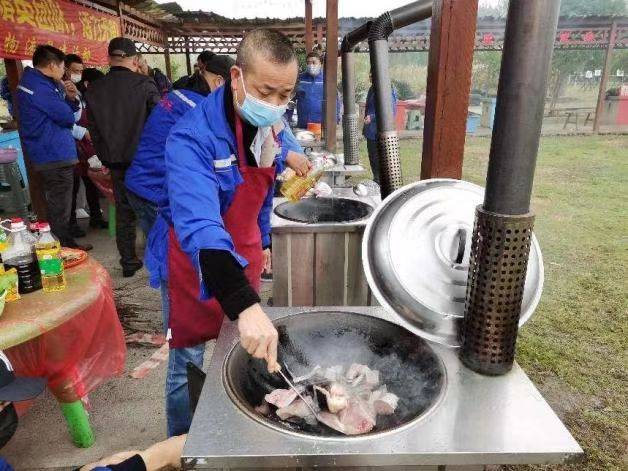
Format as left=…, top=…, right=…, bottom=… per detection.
left=108, top=37, right=137, bottom=58
left=0, top=351, right=46, bottom=402
left=203, top=54, right=235, bottom=81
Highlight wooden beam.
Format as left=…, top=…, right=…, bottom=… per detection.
left=164, top=47, right=172, bottom=80
left=323, top=0, right=338, bottom=152
left=305, top=0, right=313, bottom=53
left=593, top=21, right=618, bottom=133
left=4, top=59, right=47, bottom=219
left=185, top=37, right=192, bottom=75
left=421, top=0, right=479, bottom=179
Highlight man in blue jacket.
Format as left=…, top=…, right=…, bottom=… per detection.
left=363, top=76, right=397, bottom=185
left=16, top=45, right=86, bottom=248
left=125, top=53, right=236, bottom=237
left=291, top=51, right=341, bottom=129
left=147, top=29, right=300, bottom=436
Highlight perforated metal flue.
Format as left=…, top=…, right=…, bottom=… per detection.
left=460, top=207, right=535, bottom=375
left=342, top=113, right=361, bottom=165
left=377, top=131, right=403, bottom=198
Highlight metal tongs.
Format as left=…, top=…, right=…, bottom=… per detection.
left=276, top=363, right=319, bottom=418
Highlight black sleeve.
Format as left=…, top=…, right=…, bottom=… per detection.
left=144, top=78, right=161, bottom=112
left=199, top=249, right=260, bottom=321
left=99, top=454, right=146, bottom=471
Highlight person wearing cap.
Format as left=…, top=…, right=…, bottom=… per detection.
left=0, top=351, right=46, bottom=462
left=288, top=51, right=341, bottom=129
left=125, top=53, right=237, bottom=238
left=145, top=29, right=310, bottom=437
left=86, top=37, right=161, bottom=278
left=16, top=45, right=91, bottom=250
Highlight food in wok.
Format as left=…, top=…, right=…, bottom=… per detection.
left=256, top=364, right=399, bottom=435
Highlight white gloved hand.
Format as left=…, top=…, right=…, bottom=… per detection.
left=87, top=155, right=103, bottom=170
left=312, top=181, right=333, bottom=197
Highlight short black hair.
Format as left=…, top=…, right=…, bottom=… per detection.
left=306, top=51, right=322, bottom=61
left=81, top=68, right=104, bottom=83
left=64, top=53, right=83, bottom=68
left=32, top=45, right=65, bottom=68
left=197, top=50, right=215, bottom=66
left=236, top=29, right=296, bottom=71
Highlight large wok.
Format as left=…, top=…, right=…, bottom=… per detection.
left=223, top=310, right=446, bottom=439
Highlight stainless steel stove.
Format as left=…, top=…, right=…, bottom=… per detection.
left=183, top=307, right=581, bottom=470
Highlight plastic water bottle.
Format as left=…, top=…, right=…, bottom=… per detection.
left=2, top=218, right=42, bottom=293
left=35, top=222, right=66, bottom=292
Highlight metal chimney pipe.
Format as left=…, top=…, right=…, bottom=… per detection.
left=367, top=0, right=432, bottom=197
left=460, top=0, right=560, bottom=376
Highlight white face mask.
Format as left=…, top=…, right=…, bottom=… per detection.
left=307, top=64, right=321, bottom=77
left=70, top=73, right=82, bottom=84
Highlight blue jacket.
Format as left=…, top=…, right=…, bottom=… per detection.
left=294, top=71, right=341, bottom=129
left=144, top=86, right=303, bottom=291
left=125, top=89, right=205, bottom=204
left=362, top=86, right=397, bottom=141
left=16, top=67, right=79, bottom=167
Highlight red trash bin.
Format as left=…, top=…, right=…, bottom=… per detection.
left=396, top=101, right=409, bottom=132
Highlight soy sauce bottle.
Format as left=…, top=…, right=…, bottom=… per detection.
left=2, top=218, right=42, bottom=293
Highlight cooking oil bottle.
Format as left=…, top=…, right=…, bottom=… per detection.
left=35, top=222, right=66, bottom=292
left=280, top=161, right=326, bottom=202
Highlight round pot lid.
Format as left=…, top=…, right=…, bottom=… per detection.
left=362, top=179, right=544, bottom=347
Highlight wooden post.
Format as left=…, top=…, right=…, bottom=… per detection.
left=305, top=0, right=313, bottom=53
left=4, top=59, right=47, bottom=219
left=316, top=23, right=324, bottom=48
left=117, top=1, right=125, bottom=37
left=185, top=36, right=192, bottom=75
left=323, top=0, right=338, bottom=152
left=593, top=21, right=618, bottom=133
left=421, top=0, right=479, bottom=179
left=164, top=46, right=173, bottom=80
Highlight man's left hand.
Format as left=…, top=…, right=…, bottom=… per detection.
left=262, top=248, right=272, bottom=274
left=64, top=80, right=79, bottom=101
left=286, top=151, right=311, bottom=177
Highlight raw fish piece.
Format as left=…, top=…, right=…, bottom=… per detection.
left=318, top=397, right=376, bottom=435
left=346, top=363, right=380, bottom=388
left=277, top=397, right=318, bottom=425
left=370, top=386, right=399, bottom=416
left=314, top=383, right=348, bottom=413
left=265, top=388, right=298, bottom=408
left=255, top=402, right=271, bottom=416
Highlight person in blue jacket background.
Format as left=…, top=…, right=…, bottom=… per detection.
left=125, top=53, right=236, bottom=237
left=363, top=74, right=397, bottom=185
left=145, top=29, right=307, bottom=437
left=289, top=51, right=341, bottom=129
left=16, top=45, right=85, bottom=248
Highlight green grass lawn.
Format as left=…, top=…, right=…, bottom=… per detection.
left=358, top=135, right=627, bottom=470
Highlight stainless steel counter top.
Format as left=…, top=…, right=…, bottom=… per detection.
left=183, top=306, right=582, bottom=469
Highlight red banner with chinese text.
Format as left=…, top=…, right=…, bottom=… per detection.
left=0, top=0, right=120, bottom=65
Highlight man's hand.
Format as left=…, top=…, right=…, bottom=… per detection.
left=64, top=80, right=79, bottom=101
left=263, top=248, right=272, bottom=274
left=364, top=114, right=372, bottom=124
left=238, top=303, right=280, bottom=373
left=286, top=151, right=312, bottom=177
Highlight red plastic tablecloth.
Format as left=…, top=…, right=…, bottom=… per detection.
left=0, top=257, right=126, bottom=402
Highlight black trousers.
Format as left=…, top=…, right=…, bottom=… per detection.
left=109, top=167, right=138, bottom=266
left=38, top=165, right=75, bottom=246
left=70, top=173, right=104, bottom=227
left=366, top=138, right=381, bottom=185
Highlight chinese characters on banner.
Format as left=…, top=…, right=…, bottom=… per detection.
left=0, top=0, right=120, bottom=65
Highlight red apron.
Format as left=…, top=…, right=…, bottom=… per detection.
left=167, top=115, right=276, bottom=348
